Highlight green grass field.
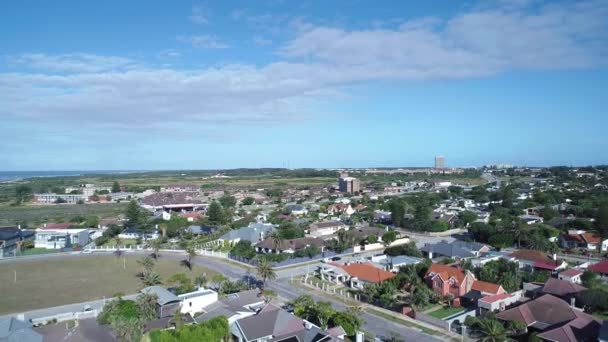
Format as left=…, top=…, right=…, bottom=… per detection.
left=427, top=306, right=465, bottom=319
left=0, top=255, right=217, bottom=315
left=0, top=203, right=127, bottom=226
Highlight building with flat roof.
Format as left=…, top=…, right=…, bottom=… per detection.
left=435, top=155, right=446, bottom=169
left=339, top=176, right=360, bottom=193
left=34, top=228, right=90, bottom=249
left=33, top=193, right=87, bottom=204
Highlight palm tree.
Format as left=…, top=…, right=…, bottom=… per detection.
left=271, top=232, right=284, bottom=253
left=150, top=239, right=162, bottom=259
left=195, top=274, right=208, bottom=288
left=114, top=236, right=123, bottom=257
left=141, top=272, right=162, bottom=286
left=261, top=289, right=277, bottom=303
left=256, top=259, right=276, bottom=288
left=478, top=319, right=509, bottom=342
left=137, top=256, right=155, bottom=276
left=509, top=224, right=526, bottom=248
left=136, top=292, right=158, bottom=321
left=212, top=273, right=228, bottom=294
left=181, top=246, right=197, bottom=271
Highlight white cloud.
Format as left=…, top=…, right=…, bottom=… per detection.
left=177, top=35, right=229, bottom=49
left=1, top=0, right=606, bottom=137
left=10, top=53, right=138, bottom=73
left=253, top=36, right=272, bottom=46
left=189, top=5, right=209, bottom=24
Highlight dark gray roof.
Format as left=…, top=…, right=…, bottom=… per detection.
left=220, top=223, right=276, bottom=242
left=194, top=289, right=265, bottom=323
left=421, top=240, right=488, bottom=258
left=0, top=227, right=21, bottom=241
left=140, top=286, right=180, bottom=306
left=0, top=318, right=43, bottom=342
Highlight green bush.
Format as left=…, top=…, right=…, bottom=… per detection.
left=97, top=299, right=140, bottom=325
left=149, top=316, right=229, bottom=342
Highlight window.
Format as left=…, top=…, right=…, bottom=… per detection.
left=189, top=302, right=192, bottom=307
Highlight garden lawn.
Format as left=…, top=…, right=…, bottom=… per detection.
left=427, top=306, right=465, bottom=319
left=0, top=255, right=217, bottom=315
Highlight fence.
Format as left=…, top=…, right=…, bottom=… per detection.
left=31, top=309, right=99, bottom=326
left=229, top=248, right=354, bottom=268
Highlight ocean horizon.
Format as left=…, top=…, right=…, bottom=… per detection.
left=0, top=170, right=144, bottom=182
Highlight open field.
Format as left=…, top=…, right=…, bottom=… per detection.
left=0, top=255, right=217, bottom=315
left=0, top=203, right=127, bottom=226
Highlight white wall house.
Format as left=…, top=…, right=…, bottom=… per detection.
left=179, top=288, right=218, bottom=315
left=35, top=229, right=90, bottom=249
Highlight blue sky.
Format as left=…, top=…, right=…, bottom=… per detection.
left=1, top=0, right=607, bottom=170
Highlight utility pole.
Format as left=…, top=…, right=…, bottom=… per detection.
left=14, top=270, right=17, bottom=283
left=462, top=325, right=466, bottom=342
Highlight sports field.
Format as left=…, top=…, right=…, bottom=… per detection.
left=0, top=254, right=217, bottom=315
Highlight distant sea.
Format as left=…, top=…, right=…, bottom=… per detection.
left=0, top=171, right=144, bottom=183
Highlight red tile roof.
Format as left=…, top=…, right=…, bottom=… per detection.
left=542, top=278, right=586, bottom=297
left=479, top=293, right=511, bottom=304
left=40, top=223, right=72, bottom=229
left=471, top=280, right=503, bottom=295
left=588, top=260, right=608, bottom=274
left=334, top=262, right=396, bottom=283
left=581, top=232, right=601, bottom=244
left=533, top=261, right=561, bottom=271
left=559, top=269, right=583, bottom=277
left=425, top=264, right=466, bottom=284
left=509, top=249, right=560, bottom=264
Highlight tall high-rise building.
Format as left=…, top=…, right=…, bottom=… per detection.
left=435, top=155, right=446, bottom=169
left=339, top=175, right=360, bottom=193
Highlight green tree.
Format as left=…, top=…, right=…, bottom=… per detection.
left=219, top=194, right=237, bottom=208
left=195, top=274, right=208, bottom=288
left=125, top=200, right=143, bottom=227
left=181, top=246, right=197, bottom=271
left=141, top=272, right=162, bottom=286
left=256, top=259, right=276, bottom=288
left=112, top=181, right=121, bottom=193
left=242, top=197, right=255, bottom=206
left=111, top=317, right=143, bottom=342
left=460, top=211, right=478, bottom=227
left=15, top=184, right=33, bottom=204
left=168, top=273, right=195, bottom=294
left=271, top=231, right=284, bottom=252
left=477, top=319, right=508, bottom=342
left=136, top=292, right=158, bottom=321
left=313, top=302, right=335, bottom=330
left=581, top=270, right=601, bottom=289
left=137, top=256, right=155, bottom=276
left=150, top=239, right=162, bottom=259
left=382, top=231, right=397, bottom=245
left=207, top=201, right=224, bottom=225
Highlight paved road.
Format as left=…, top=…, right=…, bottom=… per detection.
left=1, top=250, right=448, bottom=341
left=268, top=279, right=444, bottom=342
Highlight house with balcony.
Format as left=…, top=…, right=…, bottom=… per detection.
left=424, top=263, right=504, bottom=304
left=34, top=228, right=90, bottom=249
left=308, top=221, right=349, bottom=238
left=0, top=226, right=35, bottom=258
left=560, top=229, right=608, bottom=252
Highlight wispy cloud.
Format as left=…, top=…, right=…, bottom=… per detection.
left=189, top=4, right=209, bottom=24
left=253, top=36, right=272, bottom=46
left=9, top=53, right=138, bottom=73
left=1, top=0, right=607, bottom=138
left=177, top=35, right=229, bottom=49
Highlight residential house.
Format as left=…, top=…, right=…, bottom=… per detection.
left=558, top=269, right=584, bottom=284
left=327, top=204, right=355, bottom=216
left=370, top=254, right=422, bottom=273
left=181, top=212, right=204, bottom=222
left=308, top=221, right=349, bottom=238
left=140, top=286, right=182, bottom=318
left=373, top=210, right=392, bottom=224
left=0, top=226, right=34, bottom=258
left=320, top=261, right=396, bottom=289
left=286, top=204, right=308, bottom=216
left=496, top=294, right=601, bottom=342
left=0, top=317, right=43, bottom=342
left=232, top=304, right=341, bottom=342
left=118, top=226, right=160, bottom=240
left=519, top=214, right=544, bottom=225
left=187, top=225, right=217, bottom=236
left=421, top=240, right=491, bottom=260
left=179, top=288, right=219, bottom=316
left=194, top=289, right=266, bottom=325
left=255, top=237, right=325, bottom=254
left=33, top=193, right=87, bottom=204
left=560, top=229, right=608, bottom=252
left=508, top=249, right=567, bottom=272
left=432, top=212, right=458, bottom=227
left=477, top=291, right=522, bottom=314
left=541, top=278, right=586, bottom=303
left=218, top=223, right=277, bottom=246
left=160, top=184, right=199, bottom=192
left=588, top=260, right=608, bottom=280
left=34, top=228, right=90, bottom=249
left=140, top=192, right=204, bottom=212
left=424, top=263, right=504, bottom=304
